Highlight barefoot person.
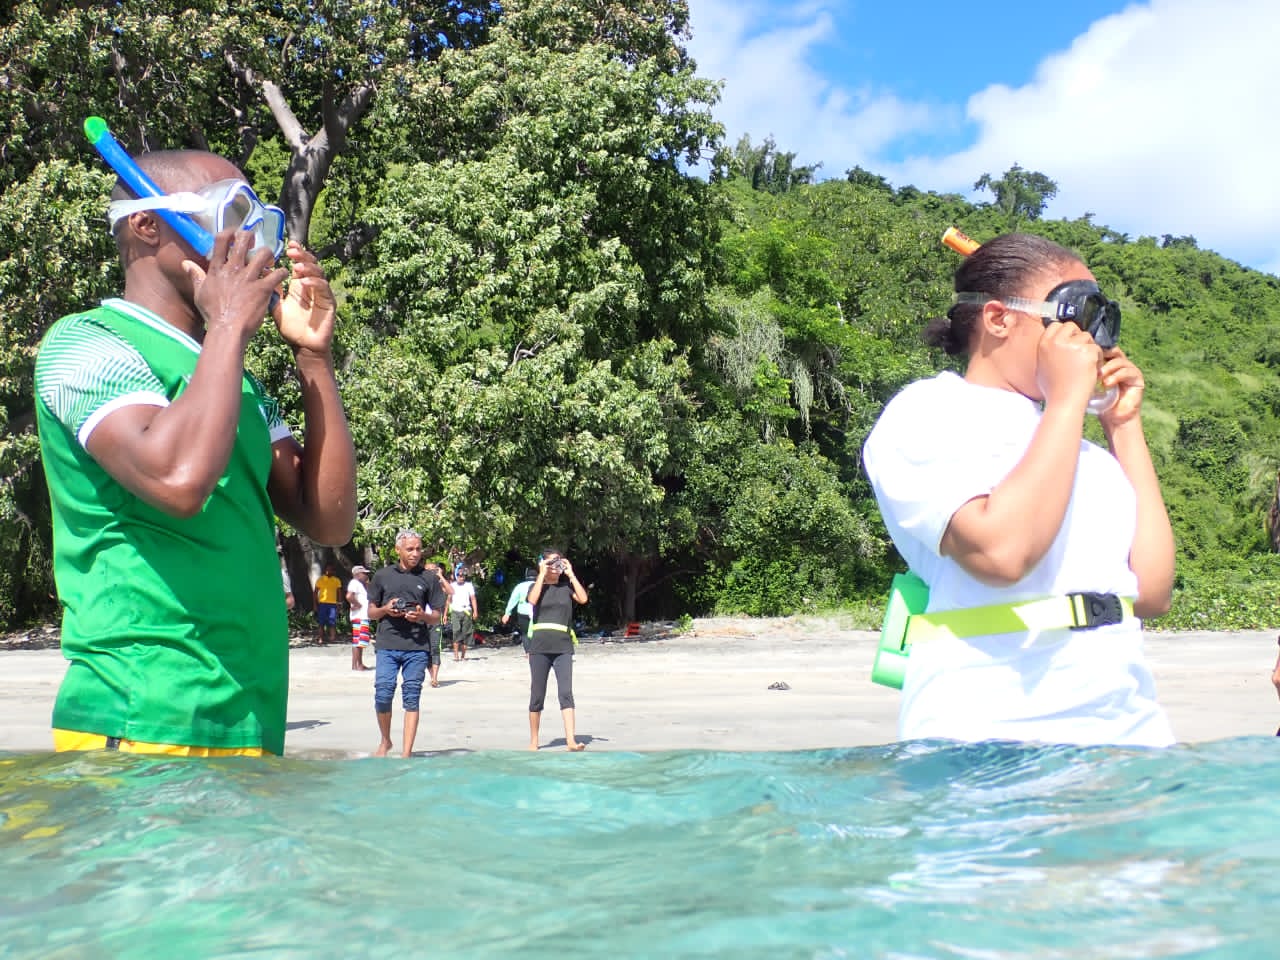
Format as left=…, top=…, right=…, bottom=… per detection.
left=526, top=547, right=589, bottom=751
left=423, top=562, right=453, bottom=687
left=449, top=565, right=478, bottom=661
left=863, top=232, right=1175, bottom=746
left=35, top=142, right=355, bottom=757
left=314, top=562, right=342, bottom=644
left=347, top=565, right=372, bottom=671
left=367, top=530, right=434, bottom=757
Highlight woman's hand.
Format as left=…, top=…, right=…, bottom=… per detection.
left=1096, top=348, right=1145, bottom=430
left=1036, top=321, right=1102, bottom=412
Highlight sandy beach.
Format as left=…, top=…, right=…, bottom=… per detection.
left=0, top=617, right=1276, bottom=756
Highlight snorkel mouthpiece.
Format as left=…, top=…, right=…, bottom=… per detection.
left=84, top=115, right=216, bottom=258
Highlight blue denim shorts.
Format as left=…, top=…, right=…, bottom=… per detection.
left=374, top=648, right=429, bottom=712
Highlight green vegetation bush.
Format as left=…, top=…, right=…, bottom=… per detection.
left=2, top=1, right=1279, bottom=631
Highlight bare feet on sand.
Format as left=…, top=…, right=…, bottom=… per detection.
left=374, top=740, right=393, bottom=757
left=567, top=742, right=586, bottom=752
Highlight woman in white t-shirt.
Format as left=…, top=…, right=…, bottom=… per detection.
left=863, top=233, right=1175, bottom=747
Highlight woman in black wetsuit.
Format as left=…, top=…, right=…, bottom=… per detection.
left=526, top=547, right=589, bottom=751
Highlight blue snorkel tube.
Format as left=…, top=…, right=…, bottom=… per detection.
left=84, top=115, right=215, bottom=258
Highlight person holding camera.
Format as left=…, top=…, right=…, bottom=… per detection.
left=526, top=547, right=589, bottom=751
left=367, top=529, right=435, bottom=757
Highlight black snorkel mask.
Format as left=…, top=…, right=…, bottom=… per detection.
left=954, top=280, right=1122, bottom=349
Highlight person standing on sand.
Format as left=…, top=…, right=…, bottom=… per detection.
left=449, top=566, right=478, bottom=661
left=35, top=146, right=355, bottom=757
left=367, top=530, right=434, bottom=757
left=346, top=565, right=372, bottom=671
left=501, top=568, right=537, bottom=655
left=314, top=562, right=342, bottom=644
left=526, top=547, right=589, bottom=751
left=1271, top=635, right=1280, bottom=734
left=423, top=562, right=453, bottom=687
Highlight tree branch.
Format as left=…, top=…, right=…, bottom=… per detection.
left=316, top=222, right=381, bottom=264
left=224, top=51, right=306, bottom=150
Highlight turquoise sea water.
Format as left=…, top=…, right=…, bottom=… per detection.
left=2, top=740, right=1278, bottom=959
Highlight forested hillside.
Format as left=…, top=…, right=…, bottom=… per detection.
left=2, top=0, right=1278, bottom=629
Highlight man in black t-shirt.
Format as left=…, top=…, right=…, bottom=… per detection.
left=423, top=562, right=454, bottom=688
left=367, top=529, right=433, bottom=757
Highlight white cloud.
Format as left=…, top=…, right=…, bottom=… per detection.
left=688, top=0, right=1280, bottom=271
left=894, top=0, right=1280, bottom=269
left=685, top=0, right=953, bottom=173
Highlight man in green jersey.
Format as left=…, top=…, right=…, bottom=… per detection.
left=34, top=149, right=356, bottom=756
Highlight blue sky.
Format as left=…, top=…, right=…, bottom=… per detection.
left=685, top=0, right=1280, bottom=273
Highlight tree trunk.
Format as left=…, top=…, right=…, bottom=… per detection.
left=618, top=551, right=654, bottom=624
left=1269, top=470, right=1280, bottom=553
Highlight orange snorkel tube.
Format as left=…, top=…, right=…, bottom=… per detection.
left=941, top=226, right=980, bottom=256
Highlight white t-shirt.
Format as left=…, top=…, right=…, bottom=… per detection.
left=863, top=371, right=1173, bottom=747
left=450, top=580, right=476, bottom=613
left=346, top=578, right=368, bottom=621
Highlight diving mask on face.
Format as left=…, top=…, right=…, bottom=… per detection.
left=954, top=281, right=1121, bottom=349
left=107, top=179, right=286, bottom=260
left=85, top=116, right=285, bottom=260
left=953, top=281, right=1123, bottom=414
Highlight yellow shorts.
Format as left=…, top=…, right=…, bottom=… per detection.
left=53, top=729, right=268, bottom=758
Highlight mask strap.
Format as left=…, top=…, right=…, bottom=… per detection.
left=106, top=193, right=208, bottom=229
left=953, top=292, right=1059, bottom=320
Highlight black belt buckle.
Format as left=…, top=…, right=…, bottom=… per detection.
left=1070, top=592, right=1123, bottom=630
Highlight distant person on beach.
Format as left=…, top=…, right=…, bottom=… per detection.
left=314, top=562, right=342, bottom=644
left=863, top=232, right=1175, bottom=747
left=526, top=547, right=589, bottom=751
left=367, top=530, right=434, bottom=757
left=423, top=561, right=453, bottom=687
left=34, top=147, right=355, bottom=757
left=501, top=568, right=537, bottom=654
left=449, top=565, right=479, bottom=661
left=347, top=565, right=372, bottom=671
left=1272, top=635, right=1280, bottom=734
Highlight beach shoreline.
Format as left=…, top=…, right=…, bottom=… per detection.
left=1, top=616, right=1275, bottom=756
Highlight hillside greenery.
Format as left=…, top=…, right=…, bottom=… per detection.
left=2, top=0, right=1278, bottom=631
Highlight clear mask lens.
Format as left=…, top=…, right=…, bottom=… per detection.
left=200, top=180, right=286, bottom=259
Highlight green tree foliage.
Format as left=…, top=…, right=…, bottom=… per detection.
left=329, top=0, right=724, bottom=622
left=5, top=2, right=1280, bottom=630
left=722, top=134, right=822, bottom=194
left=0, top=0, right=498, bottom=242
left=974, top=163, right=1058, bottom=223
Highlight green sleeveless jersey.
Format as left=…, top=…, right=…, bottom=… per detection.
left=34, top=299, right=291, bottom=754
